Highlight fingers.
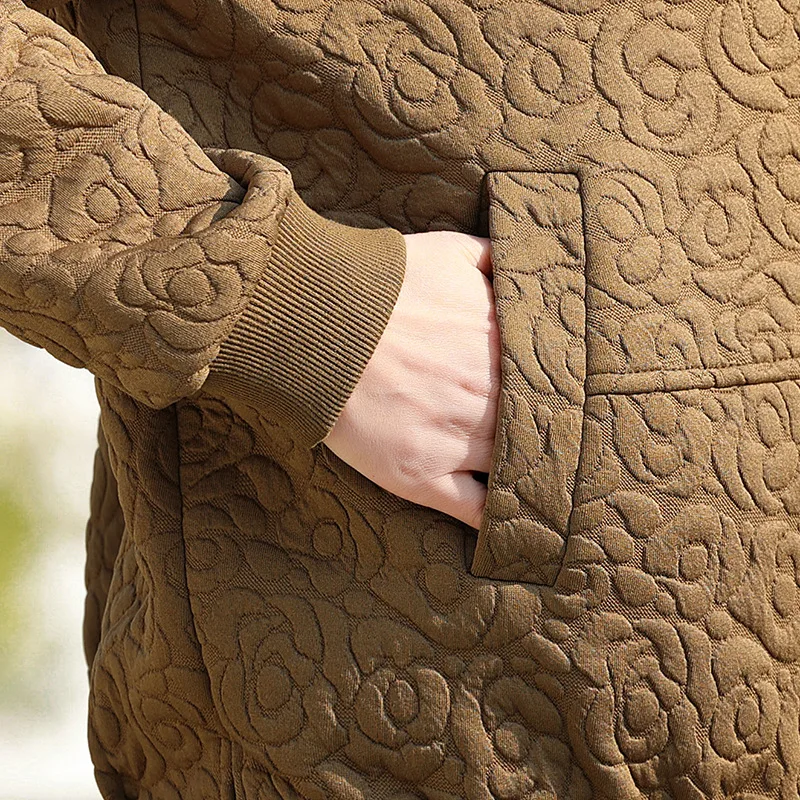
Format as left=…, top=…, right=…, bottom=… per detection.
left=465, top=235, right=493, bottom=277
left=473, top=240, right=493, bottom=277
left=456, top=430, right=495, bottom=474
left=440, top=231, right=492, bottom=277
left=428, top=470, right=488, bottom=530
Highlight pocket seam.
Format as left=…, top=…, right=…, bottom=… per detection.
left=586, top=357, right=800, bottom=395
left=469, top=169, right=587, bottom=587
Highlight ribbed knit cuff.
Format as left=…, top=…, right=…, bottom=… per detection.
left=204, top=192, right=407, bottom=448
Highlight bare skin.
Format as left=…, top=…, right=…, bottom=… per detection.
left=322, top=232, right=500, bottom=531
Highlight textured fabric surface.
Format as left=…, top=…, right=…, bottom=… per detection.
left=5, top=0, right=800, bottom=797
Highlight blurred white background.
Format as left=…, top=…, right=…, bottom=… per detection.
left=0, top=329, right=99, bottom=799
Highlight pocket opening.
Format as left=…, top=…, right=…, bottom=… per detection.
left=469, top=171, right=588, bottom=586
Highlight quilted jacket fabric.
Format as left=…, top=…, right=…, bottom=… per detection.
left=4, top=0, right=800, bottom=796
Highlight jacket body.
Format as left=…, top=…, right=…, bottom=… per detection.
left=5, top=0, right=800, bottom=797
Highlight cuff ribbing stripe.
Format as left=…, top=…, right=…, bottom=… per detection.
left=205, top=193, right=406, bottom=448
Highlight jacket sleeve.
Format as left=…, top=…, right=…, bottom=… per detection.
left=0, top=0, right=407, bottom=447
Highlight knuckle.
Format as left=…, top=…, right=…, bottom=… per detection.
left=391, top=441, right=435, bottom=488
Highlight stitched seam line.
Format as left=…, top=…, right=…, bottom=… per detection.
left=172, top=403, right=222, bottom=739
left=132, top=0, right=144, bottom=90
left=585, top=358, right=800, bottom=395
left=559, top=172, right=590, bottom=586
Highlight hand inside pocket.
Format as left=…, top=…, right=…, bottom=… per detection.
left=322, top=230, right=501, bottom=532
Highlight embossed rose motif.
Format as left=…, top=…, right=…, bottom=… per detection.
left=483, top=5, right=596, bottom=151
left=354, top=666, right=449, bottom=773
left=280, top=486, right=352, bottom=559
left=3, top=24, right=128, bottom=194
left=179, top=397, right=255, bottom=473
left=483, top=676, right=585, bottom=800
left=594, top=10, right=733, bottom=155
left=146, top=0, right=237, bottom=58
left=133, top=666, right=207, bottom=770
left=728, top=518, right=800, bottom=661
left=348, top=620, right=450, bottom=782
left=736, top=381, right=800, bottom=515
left=584, top=169, right=691, bottom=310
left=611, top=392, right=713, bottom=497
left=278, top=484, right=386, bottom=595
left=710, top=639, right=781, bottom=764
left=266, top=128, right=378, bottom=213
left=0, top=96, right=56, bottom=193
left=117, top=238, right=244, bottom=324
left=739, top=114, right=800, bottom=248
left=82, top=234, right=246, bottom=386
left=679, top=156, right=757, bottom=269
left=454, top=656, right=590, bottom=800
left=574, top=614, right=703, bottom=792
left=706, top=0, right=800, bottom=112
left=0, top=214, right=82, bottom=315
left=50, top=146, right=160, bottom=244
left=643, top=504, right=747, bottom=621
left=379, top=174, right=477, bottom=232
left=320, top=0, right=502, bottom=168
left=678, top=156, right=800, bottom=367
left=369, top=511, right=496, bottom=649
left=212, top=598, right=343, bottom=770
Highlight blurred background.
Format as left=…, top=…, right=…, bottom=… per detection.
left=0, top=328, right=99, bottom=798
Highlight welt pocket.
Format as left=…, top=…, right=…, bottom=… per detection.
left=470, top=169, right=800, bottom=586
left=470, top=171, right=586, bottom=585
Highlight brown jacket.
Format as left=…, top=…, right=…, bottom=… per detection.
left=3, top=0, right=800, bottom=796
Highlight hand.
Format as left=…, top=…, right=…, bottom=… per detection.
left=322, top=231, right=500, bottom=530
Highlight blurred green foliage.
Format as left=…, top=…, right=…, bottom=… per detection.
left=0, top=480, right=32, bottom=601
left=0, top=333, right=99, bottom=796
left=0, top=443, right=44, bottom=709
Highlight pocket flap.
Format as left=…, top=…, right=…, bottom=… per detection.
left=470, top=171, right=587, bottom=585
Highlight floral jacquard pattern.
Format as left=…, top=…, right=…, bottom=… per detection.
left=11, top=0, right=800, bottom=797
left=320, top=0, right=502, bottom=168
left=706, top=0, right=800, bottom=112
left=593, top=9, right=736, bottom=155
left=454, top=656, right=591, bottom=800
left=348, top=621, right=451, bottom=782
left=0, top=7, right=294, bottom=407
left=483, top=4, right=597, bottom=151
left=740, top=114, right=800, bottom=249
left=728, top=519, right=800, bottom=661
left=573, top=614, right=703, bottom=794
